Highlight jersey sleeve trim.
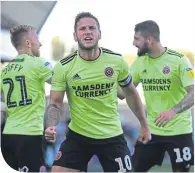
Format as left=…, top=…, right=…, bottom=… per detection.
left=41, top=71, right=52, bottom=82
left=118, top=74, right=132, bottom=87
left=60, top=51, right=77, bottom=65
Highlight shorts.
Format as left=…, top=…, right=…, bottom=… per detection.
left=1, top=134, right=44, bottom=172
left=132, top=133, right=194, bottom=172
left=53, top=128, right=133, bottom=172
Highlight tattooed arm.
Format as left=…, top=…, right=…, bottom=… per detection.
left=45, top=90, right=65, bottom=142
left=155, top=85, right=194, bottom=127
left=45, top=90, right=65, bottom=128
left=172, top=85, right=194, bottom=113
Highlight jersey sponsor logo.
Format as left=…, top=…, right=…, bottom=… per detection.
left=104, top=67, right=114, bottom=77
left=55, top=151, right=62, bottom=161
left=72, top=73, right=81, bottom=80
left=72, top=82, right=115, bottom=98
left=186, top=68, right=193, bottom=71
left=140, top=78, right=171, bottom=91
left=162, top=66, right=170, bottom=74
left=188, top=71, right=194, bottom=78
left=186, top=68, right=194, bottom=78
left=44, top=61, right=53, bottom=69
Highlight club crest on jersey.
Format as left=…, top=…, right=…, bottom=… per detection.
left=105, top=67, right=114, bottom=77
left=162, top=66, right=170, bottom=74
left=55, top=151, right=62, bottom=161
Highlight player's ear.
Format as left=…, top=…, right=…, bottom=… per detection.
left=73, top=32, right=78, bottom=42
left=147, top=36, right=153, bottom=44
left=25, top=39, right=31, bottom=48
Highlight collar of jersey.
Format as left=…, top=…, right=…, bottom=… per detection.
left=147, top=47, right=168, bottom=60
left=78, top=47, right=102, bottom=63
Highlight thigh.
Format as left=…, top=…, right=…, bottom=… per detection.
left=17, top=135, right=44, bottom=172
left=97, top=134, right=133, bottom=172
left=1, top=135, right=18, bottom=171
left=53, top=138, right=93, bottom=172
left=166, top=133, right=194, bottom=172
left=132, top=140, right=165, bottom=172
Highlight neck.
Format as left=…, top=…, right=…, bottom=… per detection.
left=79, top=47, right=100, bottom=61
left=17, top=48, right=33, bottom=56
left=148, top=43, right=166, bottom=58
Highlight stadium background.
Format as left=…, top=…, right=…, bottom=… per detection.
left=0, top=1, right=194, bottom=172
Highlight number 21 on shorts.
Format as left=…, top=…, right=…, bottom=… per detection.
left=174, top=147, right=192, bottom=163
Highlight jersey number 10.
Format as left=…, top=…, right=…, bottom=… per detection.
left=3, top=76, right=32, bottom=108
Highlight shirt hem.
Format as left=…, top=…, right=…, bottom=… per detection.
left=69, top=126, right=123, bottom=139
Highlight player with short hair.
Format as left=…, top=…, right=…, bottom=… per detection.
left=1, top=25, right=52, bottom=172
left=130, top=20, right=194, bottom=172
left=45, top=12, right=151, bottom=172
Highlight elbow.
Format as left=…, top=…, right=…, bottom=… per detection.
left=118, top=95, right=125, bottom=100
left=50, top=98, right=63, bottom=108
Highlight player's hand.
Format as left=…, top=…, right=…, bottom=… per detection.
left=45, top=126, right=56, bottom=143
left=154, top=109, right=176, bottom=127
left=138, top=126, right=151, bottom=144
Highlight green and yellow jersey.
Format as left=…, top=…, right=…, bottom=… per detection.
left=51, top=48, right=131, bottom=139
left=130, top=48, right=194, bottom=136
left=1, top=54, right=52, bottom=135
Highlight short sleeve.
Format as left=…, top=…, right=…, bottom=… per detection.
left=179, top=56, right=194, bottom=88
left=51, top=62, right=67, bottom=91
left=36, top=58, right=53, bottom=82
left=118, top=58, right=132, bottom=87
left=129, top=58, right=141, bottom=85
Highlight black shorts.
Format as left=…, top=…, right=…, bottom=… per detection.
left=1, top=134, right=45, bottom=172
left=132, top=133, right=194, bottom=172
left=53, top=128, right=133, bottom=172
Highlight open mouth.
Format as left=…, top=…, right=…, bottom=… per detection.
left=84, top=37, right=93, bottom=43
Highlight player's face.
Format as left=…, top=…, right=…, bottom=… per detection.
left=133, top=31, right=150, bottom=56
left=28, top=30, right=42, bottom=57
left=74, top=17, right=101, bottom=50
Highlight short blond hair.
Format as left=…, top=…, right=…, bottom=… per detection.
left=10, top=25, right=35, bottom=49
